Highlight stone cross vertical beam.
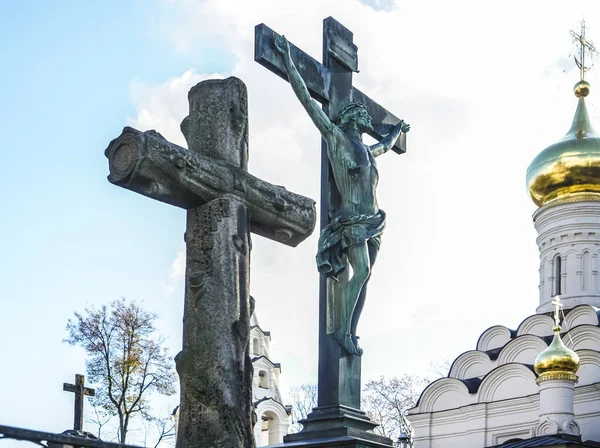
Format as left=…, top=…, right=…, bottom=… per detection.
left=104, top=77, right=316, bottom=448
left=255, top=17, right=405, bottom=446
left=63, top=374, right=95, bottom=431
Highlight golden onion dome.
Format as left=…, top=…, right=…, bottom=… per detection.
left=534, top=326, right=579, bottom=381
left=526, top=80, right=600, bottom=207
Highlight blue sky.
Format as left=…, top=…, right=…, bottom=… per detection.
left=0, top=1, right=206, bottom=440
left=2, top=0, right=600, bottom=446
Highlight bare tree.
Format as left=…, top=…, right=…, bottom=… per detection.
left=141, top=413, right=176, bottom=448
left=362, top=375, right=427, bottom=441
left=288, top=375, right=428, bottom=442
left=64, top=298, right=177, bottom=444
left=426, top=359, right=452, bottom=381
left=151, top=416, right=176, bottom=448
left=287, top=384, right=318, bottom=433
left=89, top=406, right=113, bottom=440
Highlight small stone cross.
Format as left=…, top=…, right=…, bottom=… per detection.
left=63, top=374, right=95, bottom=431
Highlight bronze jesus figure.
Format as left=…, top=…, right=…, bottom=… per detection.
left=275, top=36, right=410, bottom=356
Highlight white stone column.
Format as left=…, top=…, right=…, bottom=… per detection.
left=534, top=377, right=579, bottom=436
left=275, top=421, right=289, bottom=443
left=253, top=416, right=263, bottom=446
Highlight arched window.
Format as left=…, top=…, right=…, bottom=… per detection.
left=583, top=251, right=591, bottom=291
left=259, top=370, right=269, bottom=389
left=253, top=338, right=260, bottom=355
left=259, top=411, right=281, bottom=446
left=554, top=255, right=562, bottom=296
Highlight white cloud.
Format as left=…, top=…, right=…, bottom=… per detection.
left=159, top=249, right=186, bottom=297
left=170, top=249, right=186, bottom=280
left=359, top=0, right=396, bottom=12
left=128, top=70, right=224, bottom=146
left=160, top=280, right=176, bottom=296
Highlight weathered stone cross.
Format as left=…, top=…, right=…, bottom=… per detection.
left=255, top=17, right=406, bottom=446
left=104, top=77, right=316, bottom=448
left=63, top=374, right=95, bottom=431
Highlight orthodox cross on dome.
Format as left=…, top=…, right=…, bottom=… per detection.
left=551, top=296, right=563, bottom=328
left=570, top=20, right=597, bottom=81
left=63, top=374, right=95, bottom=431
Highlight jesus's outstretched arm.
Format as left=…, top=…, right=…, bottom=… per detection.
left=369, top=121, right=410, bottom=157
left=274, top=35, right=334, bottom=138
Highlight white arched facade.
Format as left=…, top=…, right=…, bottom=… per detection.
left=250, top=312, right=291, bottom=446
left=254, top=400, right=290, bottom=446
left=409, top=305, right=600, bottom=448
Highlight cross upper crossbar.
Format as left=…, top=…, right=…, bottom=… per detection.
left=255, top=22, right=406, bottom=154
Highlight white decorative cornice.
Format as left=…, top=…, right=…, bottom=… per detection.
left=477, top=325, right=513, bottom=352
left=567, top=325, right=600, bottom=351
left=477, top=363, right=537, bottom=403
left=575, top=350, right=600, bottom=387
left=416, top=378, right=472, bottom=413
left=449, top=350, right=494, bottom=380
left=497, top=335, right=548, bottom=366
left=517, top=314, right=555, bottom=337
left=564, top=305, right=600, bottom=330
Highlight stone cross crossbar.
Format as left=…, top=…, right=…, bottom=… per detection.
left=105, top=126, right=316, bottom=247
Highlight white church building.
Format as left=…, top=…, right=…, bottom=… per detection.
left=250, top=312, right=292, bottom=446
left=408, top=60, right=600, bottom=447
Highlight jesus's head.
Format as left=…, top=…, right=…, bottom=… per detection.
left=335, top=102, right=373, bottom=133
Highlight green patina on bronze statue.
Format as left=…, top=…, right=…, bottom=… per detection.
left=275, top=36, right=410, bottom=356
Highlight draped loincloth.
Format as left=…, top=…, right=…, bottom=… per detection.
left=316, top=209, right=386, bottom=279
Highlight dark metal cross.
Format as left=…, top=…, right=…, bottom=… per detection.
left=255, top=17, right=406, bottom=446
left=63, top=374, right=95, bottom=431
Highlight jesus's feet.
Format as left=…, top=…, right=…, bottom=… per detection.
left=352, top=334, right=363, bottom=356
left=334, top=328, right=362, bottom=356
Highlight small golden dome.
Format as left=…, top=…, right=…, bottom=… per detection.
left=534, top=326, right=579, bottom=381
left=526, top=81, right=600, bottom=207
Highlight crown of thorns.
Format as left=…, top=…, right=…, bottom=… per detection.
left=335, top=102, right=369, bottom=124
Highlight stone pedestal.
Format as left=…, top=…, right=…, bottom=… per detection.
left=273, top=437, right=394, bottom=448
left=281, top=277, right=393, bottom=448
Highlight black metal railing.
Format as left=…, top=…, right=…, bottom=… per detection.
left=0, top=425, right=143, bottom=448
